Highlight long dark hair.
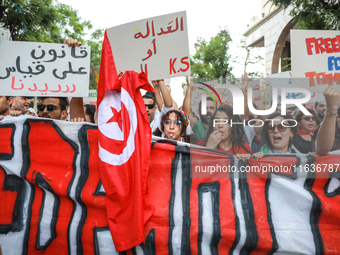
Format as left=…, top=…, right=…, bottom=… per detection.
left=261, top=112, right=297, bottom=151
left=84, top=104, right=96, bottom=123
left=206, top=105, right=251, bottom=154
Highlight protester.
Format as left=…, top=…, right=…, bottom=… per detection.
left=84, top=104, right=96, bottom=123
left=153, top=109, right=198, bottom=143
left=190, top=97, right=216, bottom=139
left=144, top=79, right=173, bottom=132
left=314, top=100, right=327, bottom=126
left=11, top=96, right=32, bottom=115
left=197, top=105, right=252, bottom=162
left=37, top=97, right=69, bottom=120
left=0, top=96, right=13, bottom=121
left=292, top=108, right=317, bottom=153
left=315, top=86, right=340, bottom=154
left=258, top=113, right=298, bottom=155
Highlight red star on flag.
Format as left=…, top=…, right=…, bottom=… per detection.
left=106, top=106, right=122, bottom=131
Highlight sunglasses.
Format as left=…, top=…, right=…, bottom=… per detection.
left=145, top=104, right=155, bottom=110
left=265, top=124, right=287, bottom=133
left=37, top=104, right=61, bottom=112
left=163, top=119, right=182, bottom=126
left=302, top=116, right=316, bottom=121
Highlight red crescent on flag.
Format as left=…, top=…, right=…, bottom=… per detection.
left=98, top=88, right=137, bottom=165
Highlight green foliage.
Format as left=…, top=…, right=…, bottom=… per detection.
left=281, top=57, right=291, bottom=71
left=266, top=0, right=340, bottom=30
left=0, top=0, right=104, bottom=90
left=191, top=28, right=234, bottom=84
left=0, top=0, right=93, bottom=43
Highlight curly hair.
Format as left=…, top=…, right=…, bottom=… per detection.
left=206, top=105, right=251, bottom=154
left=261, top=112, right=297, bottom=151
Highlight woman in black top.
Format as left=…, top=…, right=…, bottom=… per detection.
left=292, top=108, right=317, bottom=153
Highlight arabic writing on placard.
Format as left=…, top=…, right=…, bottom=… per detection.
left=0, top=42, right=90, bottom=96
left=132, top=16, right=189, bottom=78
left=107, top=12, right=190, bottom=80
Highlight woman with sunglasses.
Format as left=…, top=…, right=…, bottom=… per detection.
left=199, top=105, right=252, bottom=157
left=253, top=112, right=300, bottom=155
left=292, top=109, right=317, bottom=153
left=153, top=109, right=197, bottom=143
left=258, top=113, right=298, bottom=155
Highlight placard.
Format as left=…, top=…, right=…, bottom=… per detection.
left=291, top=29, right=340, bottom=93
left=106, top=11, right=190, bottom=80
left=0, top=41, right=91, bottom=97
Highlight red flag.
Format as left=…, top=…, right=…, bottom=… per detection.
left=97, top=30, right=155, bottom=251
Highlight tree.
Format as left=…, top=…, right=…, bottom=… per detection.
left=0, top=0, right=104, bottom=89
left=239, top=38, right=264, bottom=79
left=191, top=28, right=234, bottom=84
left=0, top=0, right=92, bottom=42
left=266, top=0, right=340, bottom=30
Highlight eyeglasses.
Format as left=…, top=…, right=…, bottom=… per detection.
left=302, top=116, right=316, bottom=121
left=37, top=104, right=61, bottom=112
left=145, top=104, right=155, bottom=110
left=265, top=124, right=287, bottom=133
left=163, top=119, right=182, bottom=126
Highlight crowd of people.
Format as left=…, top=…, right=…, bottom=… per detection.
left=1, top=40, right=340, bottom=159
left=146, top=76, right=340, bottom=160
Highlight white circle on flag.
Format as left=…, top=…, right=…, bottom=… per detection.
left=98, top=88, right=137, bottom=165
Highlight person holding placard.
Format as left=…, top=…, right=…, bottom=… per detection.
left=143, top=79, right=173, bottom=133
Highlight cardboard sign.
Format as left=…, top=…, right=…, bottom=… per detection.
left=267, top=71, right=324, bottom=104
left=248, top=79, right=264, bottom=108
left=0, top=41, right=91, bottom=97
left=291, top=29, right=340, bottom=93
left=106, top=11, right=190, bottom=80
left=83, top=89, right=97, bottom=106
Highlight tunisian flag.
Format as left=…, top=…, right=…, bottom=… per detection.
left=97, top=30, right=155, bottom=251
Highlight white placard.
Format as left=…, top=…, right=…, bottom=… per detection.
left=248, top=80, right=264, bottom=108
left=268, top=71, right=324, bottom=104
left=83, top=89, right=97, bottom=106
left=106, top=11, right=190, bottom=80
left=291, top=29, right=340, bottom=93
left=0, top=41, right=91, bottom=97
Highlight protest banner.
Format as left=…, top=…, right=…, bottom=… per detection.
left=106, top=11, right=190, bottom=80
left=0, top=41, right=91, bottom=97
left=291, top=29, right=340, bottom=95
left=1, top=117, right=340, bottom=254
